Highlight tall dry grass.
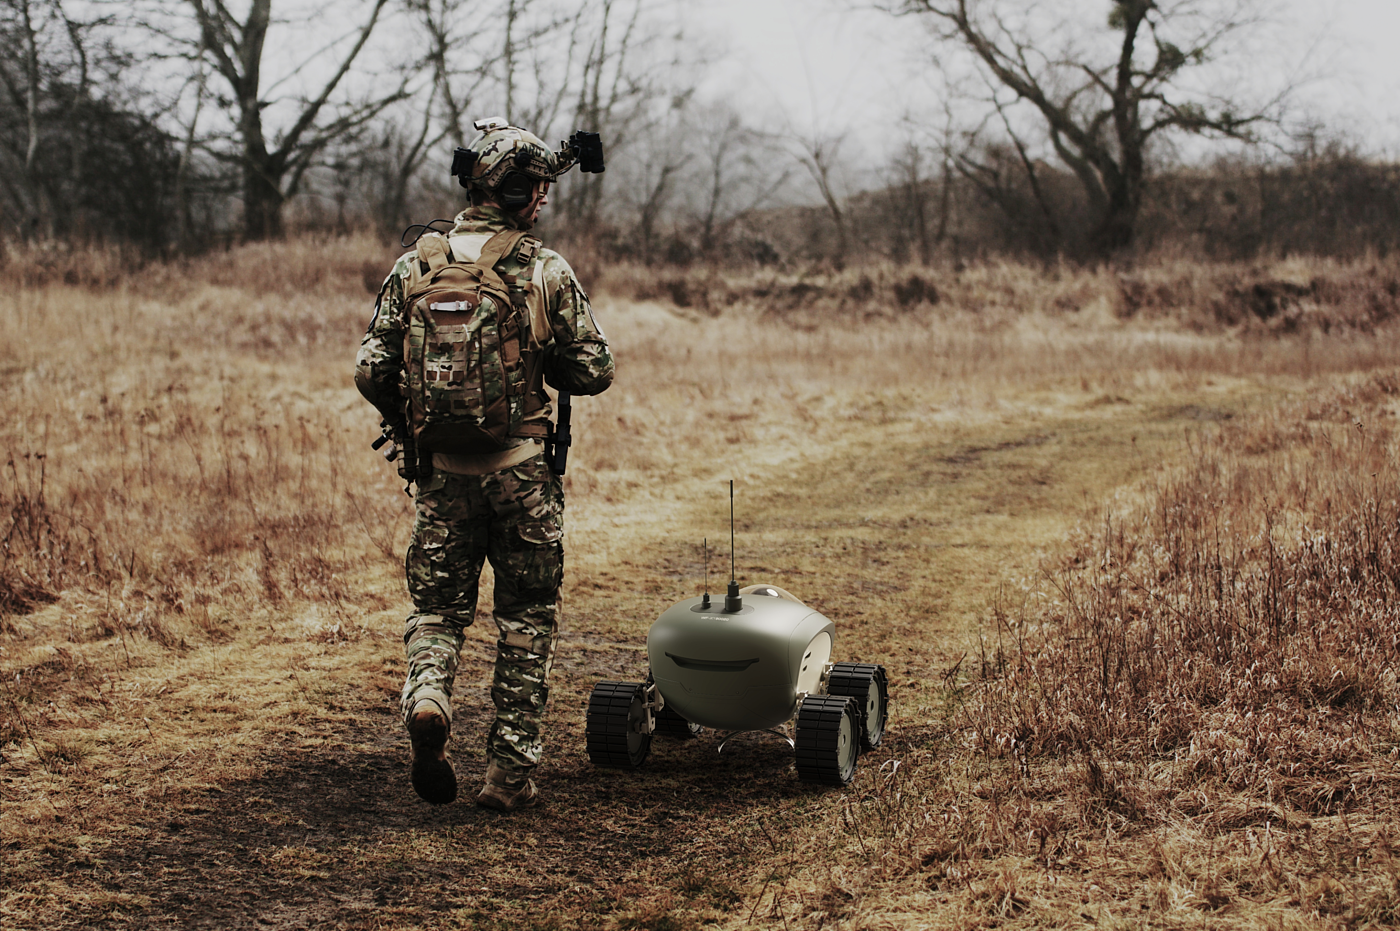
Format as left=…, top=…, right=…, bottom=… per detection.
left=0, top=236, right=402, bottom=631
left=601, top=253, right=1400, bottom=338
left=972, top=374, right=1400, bottom=789
left=5, top=237, right=1400, bottom=721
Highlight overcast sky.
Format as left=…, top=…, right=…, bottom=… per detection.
left=698, top=0, right=1400, bottom=156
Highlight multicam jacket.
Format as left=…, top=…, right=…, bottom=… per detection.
left=355, top=206, right=614, bottom=471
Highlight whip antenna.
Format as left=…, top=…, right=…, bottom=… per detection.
left=725, top=480, right=742, bottom=612
left=701, top=538, right=710, bottom=608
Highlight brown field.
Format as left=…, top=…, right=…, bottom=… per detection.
left=3, top=237, right=1400, bottom=930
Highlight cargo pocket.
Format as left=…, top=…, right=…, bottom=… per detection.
left=406, top=523, right=449, bottom=603
left=516, top=518, right=562, bottom=546
left=509, top=517, right=563, bottom=594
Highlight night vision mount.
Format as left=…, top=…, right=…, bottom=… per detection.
left=555, top=130, right=606, bottom=176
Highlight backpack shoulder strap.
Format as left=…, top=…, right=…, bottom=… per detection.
left=415, top=232, right=452, bottom=274
left=476, top=229, right=528, bottom=281
left=513, top=237, right=549, bottom=349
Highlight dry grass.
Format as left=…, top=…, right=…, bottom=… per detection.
left=4, top=236, right=1400, bottom=929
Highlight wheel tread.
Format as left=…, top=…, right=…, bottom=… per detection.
left=654, top=701, right=703, bottom=739
left=794, top=695, right=858, bottom=786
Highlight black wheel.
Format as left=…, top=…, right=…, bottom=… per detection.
left=794, top=695, right=859, bottom=786
left=826, top=662, right=889, bottom=750
left=654, top=701, right=703, bottom=739
left=586, top=680, right=651, bottom=768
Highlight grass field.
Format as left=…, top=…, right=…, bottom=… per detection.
left=3, top=237, right=1400, bottom=929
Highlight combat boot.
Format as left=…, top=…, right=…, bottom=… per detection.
left=477, top=759, right=538, bottom=812
left=407, top=701, right=457, bottom=805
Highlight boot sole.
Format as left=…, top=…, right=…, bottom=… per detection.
left=408, top=715, right=457, bottom=805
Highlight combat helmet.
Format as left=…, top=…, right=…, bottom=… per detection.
left=451, top=118, right=559, bottom=211
left=451, top=117, right=606, bottom=212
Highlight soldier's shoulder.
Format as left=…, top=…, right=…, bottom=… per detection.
left=535, top=247, right=582, bottom=284
left=389, top=248, right=420, bottom=280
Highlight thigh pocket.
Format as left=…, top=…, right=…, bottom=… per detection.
left=406, top=523, right=449, bottom=592
left=506, top=518, right=564, bottom=593
left=515, top=518, right=562, bottom=546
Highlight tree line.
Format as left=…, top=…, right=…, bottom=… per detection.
left=0, top=0, right=1390, bottom=264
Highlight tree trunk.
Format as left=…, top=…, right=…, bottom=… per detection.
left=1092, top=179, right=1139, bottom=254
left=241, top=154, right=285, bottom=240
left=188, top=0, right=391, bottom=241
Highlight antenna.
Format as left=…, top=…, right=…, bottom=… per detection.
left=701, top=538, right=710, bottom=608
left=725, top=479, right=743, bottom=612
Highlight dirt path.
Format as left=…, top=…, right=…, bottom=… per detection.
left=24, top=382, right=1276, bottom=931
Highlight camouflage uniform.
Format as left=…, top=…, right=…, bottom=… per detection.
left=356, top=205, right=613, bottom=776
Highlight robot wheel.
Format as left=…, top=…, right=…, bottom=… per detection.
left=654, top=701, right=704, bottom=739
left=826, top=662, right=889, bottom=750
left=585, top=680, right=651, bottom=768
left=794, top=695, right=859, bottom=786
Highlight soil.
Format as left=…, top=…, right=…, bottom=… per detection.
left=39, top=667, right=913, bottom=930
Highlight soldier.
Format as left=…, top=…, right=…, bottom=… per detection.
left=355, top=119, right=614, bottom=811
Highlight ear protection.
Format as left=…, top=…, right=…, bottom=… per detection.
left=494, top=170, right=538, bottom=209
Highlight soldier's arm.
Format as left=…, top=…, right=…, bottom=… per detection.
left=354, top=252, right=416, bottom=420
left=539, top=251, right=614, bottom=396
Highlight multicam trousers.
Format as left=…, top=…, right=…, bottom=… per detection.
left=399, top=453, right=564, bottom=773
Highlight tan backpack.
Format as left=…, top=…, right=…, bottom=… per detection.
left=399, top=229, right=549, bottom=454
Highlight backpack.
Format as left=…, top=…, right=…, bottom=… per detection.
left=398, top=228, right=550, bottom=455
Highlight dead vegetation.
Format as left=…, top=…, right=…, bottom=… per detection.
left=4, top=236, right=1400, bottom=929
left=599, top=253, right=1400, bottom=338
left=748, top=373, right=1400, bottom=930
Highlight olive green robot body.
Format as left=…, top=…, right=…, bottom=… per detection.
left=585, top=485, right=888, bottom=786
left=647, top=590, right=834, bottom=732
left=586, top=582, right=888, bottom=787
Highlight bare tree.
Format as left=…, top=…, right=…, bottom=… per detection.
left=623, top=102, right=689, bottom=262
left=412, top=0, right=478, bottom=149
left=951, top=92, right=1068, bottom=255
left=555, top=0, right=676, bottom=232
left=162, top=0, right=405, bottom=239
left=684, top=105, right=789, bottom=260
left=893, top=0, right=1283, bottom=255
left=394, top=0, right=691, bottom=243
left=886, top=139, right=934, bottom=264
left=0, top=0, right=178, bottom=244
left=790, top=128, right=850, bottom=259
left=412, top=0, right=558, bottom=148
left=0, top=0, right=95, bottom=235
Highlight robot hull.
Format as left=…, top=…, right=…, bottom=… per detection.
left=646, top=592, right=834, bottom=731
